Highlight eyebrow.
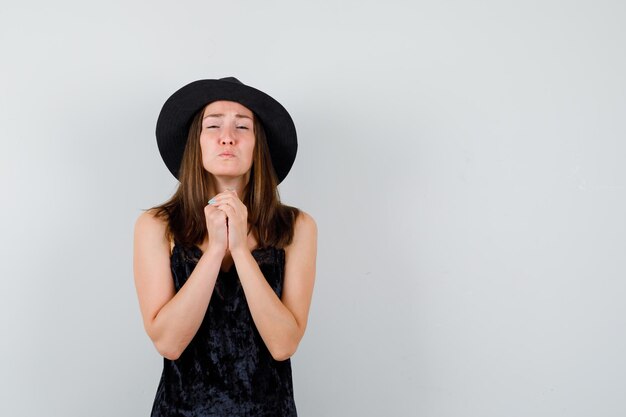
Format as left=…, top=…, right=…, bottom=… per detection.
left=202, top=113, right=253, bottom=120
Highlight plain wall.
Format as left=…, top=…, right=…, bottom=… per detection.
left=1, top=1, right=625, bottom=416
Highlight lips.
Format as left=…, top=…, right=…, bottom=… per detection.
left=218, top=152, right=235, bottom=157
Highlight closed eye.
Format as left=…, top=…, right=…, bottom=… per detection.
left=236, top=126, right=249, bottom=130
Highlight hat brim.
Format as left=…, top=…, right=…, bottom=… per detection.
left=156, top=78, right=297, bottom=183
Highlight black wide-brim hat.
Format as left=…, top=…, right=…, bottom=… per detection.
left=156, top=77, right=297, bottom=183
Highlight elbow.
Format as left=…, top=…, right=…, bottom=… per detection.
left=151, top=333, right=183, bottom=361
left=161, top=348, right=182, bottom=361
left=155, top=340, right=182, bottom=361
left=270, top=324, right=307, bottom=361
left=270, top=340, right=299, bottom=362
left=271, top=349, right=293, bottom=362
left=145, top=322, right=184, bottom=361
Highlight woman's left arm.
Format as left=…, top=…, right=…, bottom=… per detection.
left=231, top=211, right=318, bottom=361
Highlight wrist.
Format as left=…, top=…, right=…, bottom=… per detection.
left=203, top=245, right=226, bottom=260
left=230, top=245, right=251, bottom=260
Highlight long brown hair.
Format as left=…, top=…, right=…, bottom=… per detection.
left=148, top=106, right=299, bottom=249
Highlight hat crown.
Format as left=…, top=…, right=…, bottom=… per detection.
left=219, top=76, right=243, bottom=85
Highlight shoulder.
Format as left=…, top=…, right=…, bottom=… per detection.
left=134, top=209, right=170, bottom=248
left=295, top=210, right=317, bottom=233
left=286, top=209, right=317, bottom=252
left=135, top=208, right=167, bottom=233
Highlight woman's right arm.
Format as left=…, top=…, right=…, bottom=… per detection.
left=133, top=210, right=223, bottom=360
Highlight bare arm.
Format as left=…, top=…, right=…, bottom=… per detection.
left=231, top=211, right=318, bottom=361
left=133, top=210, right=224, bottom=360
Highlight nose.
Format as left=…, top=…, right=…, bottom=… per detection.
left=220, top=128, right=235, bottom=145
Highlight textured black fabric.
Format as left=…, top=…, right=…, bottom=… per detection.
left=150, top=243, right=298, bottom=417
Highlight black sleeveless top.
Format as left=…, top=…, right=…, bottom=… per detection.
left=150, top=243, right=298, bottom=417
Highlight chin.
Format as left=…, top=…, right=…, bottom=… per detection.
left=206, top=171, right=250, bottom=180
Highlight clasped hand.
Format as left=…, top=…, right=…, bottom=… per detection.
left=203, top=189, right=249, bottom=254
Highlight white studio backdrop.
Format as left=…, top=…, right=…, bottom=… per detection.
left=1, top=1, right=625, bottom=416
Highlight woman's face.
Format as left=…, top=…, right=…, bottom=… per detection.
left=199, top=100, right=256, bottom=179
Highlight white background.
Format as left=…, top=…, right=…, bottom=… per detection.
left=1, top=1, right=625, bottom=416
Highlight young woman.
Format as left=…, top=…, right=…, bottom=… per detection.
left=133, top=77, right=317, bottom=416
